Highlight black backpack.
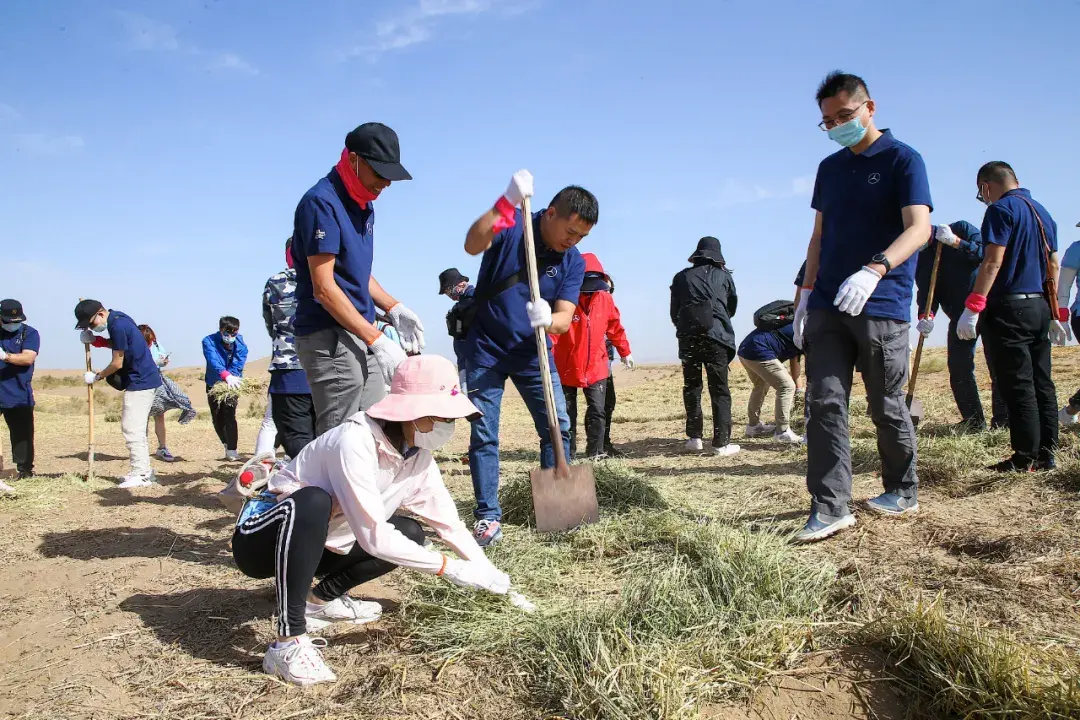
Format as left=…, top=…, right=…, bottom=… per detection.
left=753, top=300, right=795, bottom=331
left=445, top=260, right=554, bottom=341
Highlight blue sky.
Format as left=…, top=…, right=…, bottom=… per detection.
left=2, top=0, right=1079, bottom=370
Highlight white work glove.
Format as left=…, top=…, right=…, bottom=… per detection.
left=503, top=169, right=534, bottom=207
left=442, top=558, right=511, bottom=595
left=224, top=374, right=243, bottom=389
left=0, top=349, right=6, bottom=362
left=793, top=289, right=811, bottom=349
left=79, top=329, right=95, bottom=345
left=370, top=333, right=408, bottom=385
left=526, top=299, right=553, bottom=330
left=1050, top=320, right=1068, bottom=347
left=933, top=224, right=961, bottom=248
left=834, top=266, right=882, bottom=316
left=387, top=304, right=426, bottom=354
left=956, top=308, right=979, bottom=340
left=621, top=354, right=635, bottom=370
left=84, top=371, right=97, bottom=385
left=916, top=314, right=935, bottom=337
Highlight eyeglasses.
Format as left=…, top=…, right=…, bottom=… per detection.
left=818, top=101, right=867, bottom=131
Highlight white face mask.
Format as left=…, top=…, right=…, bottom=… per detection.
left=412, top=420, right=455, bottom=451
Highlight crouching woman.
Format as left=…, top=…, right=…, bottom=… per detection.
left=231, top=355, right=512, bottom=685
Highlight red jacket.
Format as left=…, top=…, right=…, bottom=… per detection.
left=552, top=254, right=631, bottom=388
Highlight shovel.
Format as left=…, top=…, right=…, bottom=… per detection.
left=521, top=194, right=600, bottom=532
left=906, top=242, right=943, bottom=427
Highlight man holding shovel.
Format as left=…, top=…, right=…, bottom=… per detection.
left=791, top=71, right=932, bottom=543
left=461, top=171, right=594, bottom=546
left=913, top=221, right=1007, bottom=431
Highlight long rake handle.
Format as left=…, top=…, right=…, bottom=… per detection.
left=907, top=241, right=943, bottom=407
left=521, top=194, right=569, bottom=476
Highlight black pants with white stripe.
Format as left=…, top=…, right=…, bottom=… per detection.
left=232, top=486, right=424, bottom=637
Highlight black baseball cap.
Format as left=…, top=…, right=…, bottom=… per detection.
left=74, top=299, right=105, bottom=329
left=345, top=123, right=412, bottom=181
left=438, top=268, right=469, bottom=294
left=0, top=299, right=25, bottom=323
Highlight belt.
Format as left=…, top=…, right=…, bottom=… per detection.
left=1000, top=293, right=1044, bottom=301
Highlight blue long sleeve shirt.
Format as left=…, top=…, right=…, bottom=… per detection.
left=914, top=220, right=984, bottom=319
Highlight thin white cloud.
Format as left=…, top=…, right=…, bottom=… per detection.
left=713, top=175, right=815, bottom=208
left=209, top=53, right=260, bottom=76
left=0, top=102, right=23, bottom=123
left=11, top=133, right=85, bottom=156
left=115, top=11, right=258, bottom=75
left=344, top=0, right=536, bottom=60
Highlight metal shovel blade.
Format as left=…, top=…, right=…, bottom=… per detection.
left=907, top=397, right=924, bottom=427
left=530, top=465, right=600, bottom=532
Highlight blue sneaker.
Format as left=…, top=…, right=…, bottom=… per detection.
left=793, top=511, right=856, bottom=544
left=864, top=492, right=919, bottom=516
left=473, top=519, right=503, bottom=547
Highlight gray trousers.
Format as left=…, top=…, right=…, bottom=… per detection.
left=295, top=327, right=386, bottom=437
left=804, top=310, right=918, bottom=518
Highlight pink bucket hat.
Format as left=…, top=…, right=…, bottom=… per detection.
left=366, top=355, right=480, bottom=422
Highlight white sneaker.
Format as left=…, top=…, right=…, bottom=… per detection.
left=262, top=635, right=337, bottom=686
left=225, top=450, right=240, bottom=462
left=305, top=596, right=383, bottom=631
left=118, top=471, right=156, bottom=489
left=774, top=429, right=804, bottom=444
left=711, top=444, right=741, bottom=457
left=1060, top=407, right=1078, bottom=427
left=0, top=479, right=16, bottom=496
left=745, top=423, right=775, bottom=438
left=684, top=438, right=704, bottom=452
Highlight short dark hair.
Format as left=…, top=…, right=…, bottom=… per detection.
left=219, top=316, right=240, bottom=334
left=816, top=71, right=870, bottom=106
left=549, top=186, right=599, bottom=225
left=977, top=161, right=1018, bottom=186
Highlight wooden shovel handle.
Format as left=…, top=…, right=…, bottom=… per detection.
left=907, top=241, right=943, bottom=406
left=85, top=341, right=95, bottom=481
left=521, top=195, right=570, bottom=475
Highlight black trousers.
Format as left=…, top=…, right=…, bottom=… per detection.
left=1, top=405, right=34, bottom=474
left=232, top=486, right=424, bottom=637
left=1069, top=316, right=1080, bottom=409
left=945, top=314, right=1009, bottom=429
left=207, top=390, right=238, bottom=451
left=981, top=296, right=1058, bottom=464
left=680, top=339, right=733, bottom=446
left=564, top=379, right=608, bottom=458
left=604, top=373, right=616, bottom=451
left=270, top=393, right=317, bottom=459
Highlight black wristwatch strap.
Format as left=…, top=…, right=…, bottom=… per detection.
left=871, top=254, right=892, bottom=274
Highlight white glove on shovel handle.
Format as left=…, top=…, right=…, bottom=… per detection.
left=526, top=299, right=553, bottom=330
left=504, top=170, right=534, bottom=206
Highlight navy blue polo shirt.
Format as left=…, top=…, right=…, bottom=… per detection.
left=0, top=324, right=40, bottom=408
left=463, top=210, right=585, bottom=374
left=809, top=129, right=933, bottom=322
left=292, top=169, right=376, bottom=336
left=451, top=285, right=475, bottom=363
left=981, top=189, right=1058, bottom=300
left=107, top=311, right=162, bottom=392
left=738, top=324, right=801, bottom=363
left=270, top=369, right=311, bottom=395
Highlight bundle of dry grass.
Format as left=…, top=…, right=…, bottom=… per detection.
left=206, top=378, right=266, bottom=404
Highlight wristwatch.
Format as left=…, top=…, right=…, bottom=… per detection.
left=870, top=253, right=892, bottom=274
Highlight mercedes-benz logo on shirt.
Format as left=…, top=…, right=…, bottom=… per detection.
left=546, top=266, right=558, bottom=278
left=868, top=173, right=881, bottom=185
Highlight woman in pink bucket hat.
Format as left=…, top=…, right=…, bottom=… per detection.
left=230, top=355, right=516, bottom=686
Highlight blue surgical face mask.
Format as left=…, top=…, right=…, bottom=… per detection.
left=1, top=322, right=21, bottom=333
left=827, top=113, right=868, bottom=148
left=222, top=334, right=236, bottom=345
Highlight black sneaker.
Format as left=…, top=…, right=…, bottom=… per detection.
left=953, top=420, right=986, bottom=435
left=604, top=445, right=627, bottom=458
left=989, top=457, right=1034, bottom=473
left=1035, top=457, right=1057, bottom=472
left=17, top=471, right=32, bottom=480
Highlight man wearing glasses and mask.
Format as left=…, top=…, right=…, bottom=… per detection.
left=791, top=71, right=933, bottom=543
left=291, top=123, right=427, bottom=436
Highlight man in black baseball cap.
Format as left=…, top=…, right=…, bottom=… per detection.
left=1, top=298, right=40, bottom=484
left=290, top=123, right=426, bottom=436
